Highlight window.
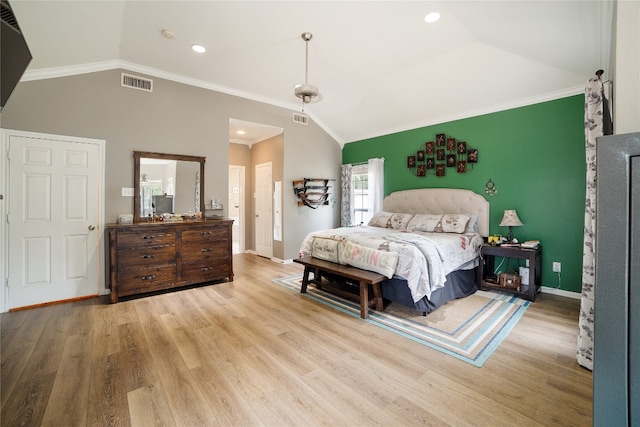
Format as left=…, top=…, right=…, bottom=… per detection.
left=352, top=164, right=371, bottom=225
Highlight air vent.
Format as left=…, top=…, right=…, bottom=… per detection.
left=292, top=112, right=309, bottom=125
left=121, top=73, right=153, bottom=92
left=1, top=0, right=21, bottom=33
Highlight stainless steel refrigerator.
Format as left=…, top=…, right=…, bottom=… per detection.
left=594, top=131, right=640, bottom=425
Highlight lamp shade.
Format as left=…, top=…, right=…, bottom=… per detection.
left=499, top=210, right=523, bottom=227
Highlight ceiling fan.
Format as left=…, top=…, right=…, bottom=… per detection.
left=294, top=32, right=319, bottom=109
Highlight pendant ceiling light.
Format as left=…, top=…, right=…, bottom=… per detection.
left=294, top=32, right=319, bottom=107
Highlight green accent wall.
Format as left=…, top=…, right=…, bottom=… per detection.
left=343, top=95, right=585, bottom=293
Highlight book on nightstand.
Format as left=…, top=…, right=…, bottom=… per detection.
left=520, top=240, right=540, bottom=249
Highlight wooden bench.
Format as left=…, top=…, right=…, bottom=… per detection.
left=293, top=256, right=385, bottom=319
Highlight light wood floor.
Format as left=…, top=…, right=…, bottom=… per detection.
left=1, top=253, right=592, bottom=426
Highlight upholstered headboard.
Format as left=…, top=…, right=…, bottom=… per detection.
left=382, top=188, right=490, bottom=237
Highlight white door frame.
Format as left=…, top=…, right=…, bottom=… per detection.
left=229, top=165, right=245, bottom=254
left=0, top=129, right=106, bottom=312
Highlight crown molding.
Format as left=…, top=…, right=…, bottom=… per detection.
left=20, top=60, right=344, bottom=147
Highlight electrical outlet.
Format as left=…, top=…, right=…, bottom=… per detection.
left=121, top=187, right=134, bottom=197
left=553, top=262, right=561, bottom=273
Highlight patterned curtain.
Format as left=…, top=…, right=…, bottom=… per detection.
left=340, top=164, right=352, bottom=227
left=577, top=75, right=612, bottom=370
left=368, top=158, right=385, bottom=216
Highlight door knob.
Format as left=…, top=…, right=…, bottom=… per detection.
left=88, top=225, right=96, bottom=230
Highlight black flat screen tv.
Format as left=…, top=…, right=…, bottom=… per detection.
left=1, top=0, right=32, bottom=112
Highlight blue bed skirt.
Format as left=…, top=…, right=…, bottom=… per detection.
left=380, top=268, right=478, bottom=314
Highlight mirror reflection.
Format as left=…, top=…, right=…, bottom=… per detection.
left=139, top=159, right=201, bottom=217
left=133, top=151, right=205, bottom=222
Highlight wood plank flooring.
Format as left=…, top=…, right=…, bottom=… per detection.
left=1, top=253, right=592, bottom=426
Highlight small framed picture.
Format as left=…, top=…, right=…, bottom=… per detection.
left=457, top=160, right=467, bottom=173
left=417, top=150, right=425, bottom=161
left=446, top=154, right=457, bottom=167
left=407, top=155, right=416, bottom=168
left=425, top=141, right=435, bottom=154
left=436, top=149, right=445, bottom=161
left=426, top=158, right=435, bottom=169
left=468, top=148, right=478, bottom=163
left=457, top=141, right=467, bottom=154
left=447, top=138, right=456, bottom=151
left=436, top=133, right=446, bottom=146
left=417, top=164, right=426, bottom=177
left=436, top=164, right=445, bottom=177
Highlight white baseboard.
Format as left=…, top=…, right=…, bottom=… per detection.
left=271, top=257, right=293, bottom=264
left=241, top=251, right=293, bottom=264
left=541, top=286, right=581, bottom=300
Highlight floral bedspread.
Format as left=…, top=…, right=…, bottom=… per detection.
left=299, top=226, right=483, bottom=302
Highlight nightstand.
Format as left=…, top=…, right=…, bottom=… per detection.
left=479, top=244, right=542, bottom=301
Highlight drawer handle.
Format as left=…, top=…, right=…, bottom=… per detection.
left=142, top=254, right=155, bottom=259
left=201, top=267, right=213, bottom=271
left=200, top=248, right=212, bottom=252
left=200, top=231, right=212, bottom=235
left=141, top=275, right=157, bottom=280
left=142, top=235, right=155, bottom=240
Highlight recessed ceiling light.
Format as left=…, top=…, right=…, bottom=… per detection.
left=424, top=12, right=440, bottom=23
left=191, top=44, right=206, bottom=53
left=237, top=130, right=246, bottom=135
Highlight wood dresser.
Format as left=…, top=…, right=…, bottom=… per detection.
left=106, top=219, right=233, bottom=302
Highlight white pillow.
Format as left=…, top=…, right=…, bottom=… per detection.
left=441, top=214, right=471, bottom=233
left=407, top=213, right=471, bottom=234
left=368, top=211, right=414, bottom=229
left=464, top=214, right=479, bottom=233
left=406, top=214, right=444, bottom=232
left=311, top=237, right=340, bottom=263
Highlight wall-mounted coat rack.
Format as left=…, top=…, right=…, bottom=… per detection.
left=293, top=178, right=334, bottom=209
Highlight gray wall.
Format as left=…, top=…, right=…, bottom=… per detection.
left=1, top=68, right=341, bottom=260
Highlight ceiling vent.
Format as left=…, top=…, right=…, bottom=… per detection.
left=121, top=73, right=153, bottom=92
left=1, top=0, right=21, bottom=33
left=292, top=112, right=309, bottom=125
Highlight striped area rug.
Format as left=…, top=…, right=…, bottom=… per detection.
left=273, top=275, right=530, bottom=367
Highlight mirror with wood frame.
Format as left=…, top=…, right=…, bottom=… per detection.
left=133, top=151, right=205, bottom=222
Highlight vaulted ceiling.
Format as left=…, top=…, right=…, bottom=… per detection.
left=10, top=1, right=613, bottom=145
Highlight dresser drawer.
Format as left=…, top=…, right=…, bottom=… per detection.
left=117, top=229, right=176, bottom=248
left=181, top=241, right=228, bottom=263
left=117, top=244, right=176, bottom=267
left=182, top=227, right=229, bottom=243
left=182, top=262, right=230, bottom=282
left=117, top=264, right=177, bottom=290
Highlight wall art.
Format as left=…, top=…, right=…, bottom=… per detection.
left=406, top=132, right=479, bottom=178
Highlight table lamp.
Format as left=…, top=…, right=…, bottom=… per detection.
left=499, top=209, right=523, bottom=243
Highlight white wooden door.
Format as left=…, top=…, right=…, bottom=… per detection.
left=255, top=162, right=272, bottom=258
left=8, top=133, right=101, bottom=309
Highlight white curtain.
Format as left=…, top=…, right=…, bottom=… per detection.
left=368, top=158, right=385, bottom=215
left=577, top=75, right=612, bottom=370
left=340, top=164, right=353, bottom=227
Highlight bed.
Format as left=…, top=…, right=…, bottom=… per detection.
left=298, top=188, right=489, bottom=314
